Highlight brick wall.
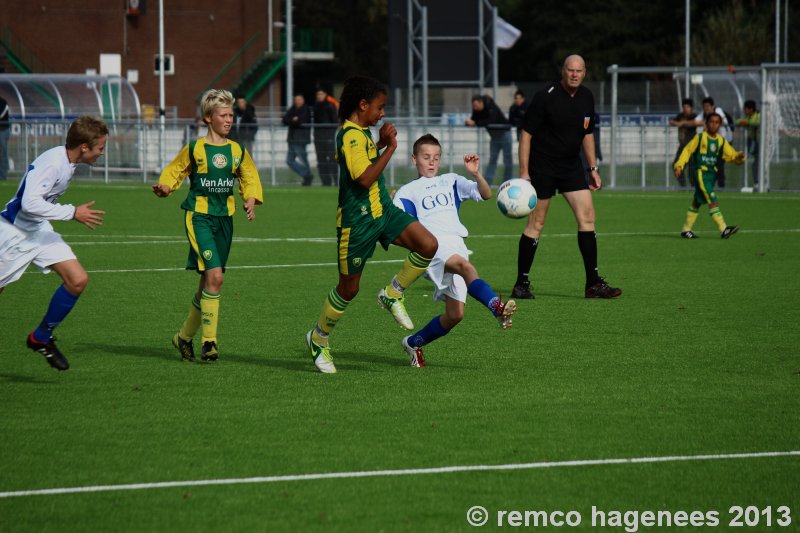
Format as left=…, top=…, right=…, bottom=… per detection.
left=1, top=0, right=279, bottom=117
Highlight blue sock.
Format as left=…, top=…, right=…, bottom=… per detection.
left=467, top=278, right=500, bottom=316
left=408, top=316, right=450, bottom=348
left=32, top=285, right=79, bottom=343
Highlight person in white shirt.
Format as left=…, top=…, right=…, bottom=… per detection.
left=391, top=134, right=517, bottom=367
left=0, top=116, right=108, bottom=370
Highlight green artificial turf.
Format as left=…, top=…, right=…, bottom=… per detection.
left=0, top=181, right=798, bottom=532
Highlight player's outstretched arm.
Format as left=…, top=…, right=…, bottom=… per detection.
left=74, top=200, right=105, bottom=230
left=464, top=153, right=491, bottom=199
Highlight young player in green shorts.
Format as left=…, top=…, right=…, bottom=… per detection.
left=153, top=89, right=263, bottom=362
left=305, top=76, right=438, bottom=373
left=674, top=112, right=744, bottom=239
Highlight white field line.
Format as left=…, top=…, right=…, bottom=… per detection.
left=76, top=259, right=404, bottom=274
left=59, top=228, right=800, bottom=246
left=0, top=450, right=797, bottom=499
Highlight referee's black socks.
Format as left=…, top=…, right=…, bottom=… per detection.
left=516, top=234, right=538, bottom=285
left=577, top=230, right=600, bottom=288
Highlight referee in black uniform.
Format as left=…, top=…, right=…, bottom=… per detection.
left=511, top=55, right=621, bottom=299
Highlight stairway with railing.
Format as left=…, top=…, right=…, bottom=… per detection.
left=0, top=26, right=51, bottom=74
left=197, top=28, right=333, bottom=103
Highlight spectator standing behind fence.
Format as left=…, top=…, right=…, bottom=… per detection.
left=737, top=100, right=760, bottom=187
left=283, top=94, right=314, bottom=186
left=313, top=88, right=339, bottom=186
left=670, top=98, right=697, bottom=188
left=232, top=96, right=258, bottom=158
left=0, top=96, right=9, bottom=180
left=465, top=94, right=513, bottom=185
left=508, top=90, right=529, bottom=140
left=675, top=97, right=732, bottom=188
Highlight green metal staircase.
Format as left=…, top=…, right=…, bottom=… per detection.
left=1, top=26, right=51, bottom=73
left=229, top=53, right=287, bottom=102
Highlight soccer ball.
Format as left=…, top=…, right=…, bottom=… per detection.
left=496, top=179, right=537, bottom=219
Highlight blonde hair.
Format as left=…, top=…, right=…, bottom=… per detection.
left=200, top=89, right=234, bottom=122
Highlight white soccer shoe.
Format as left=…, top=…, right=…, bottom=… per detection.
left=306, top=330, right=336, bottom=374
left=402, top=336, right=426, bottom=368
left=378, top=288, right=414, bottom=330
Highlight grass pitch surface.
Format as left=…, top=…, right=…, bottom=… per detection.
left=0, top=181, right=798, bottom=531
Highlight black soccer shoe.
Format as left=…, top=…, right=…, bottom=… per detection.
left=720, top=226, right=739, bottom=239
left=681, top=231, right=698, bottom=239
left=511, top=281, right=535, bottom=300
left=172, top=333, right=195, bottom=362
left=26, top=333, right=70, bottom=371
left=585, top=278, right=622, bottom=299
left=201, top=341, right=219, bottom=362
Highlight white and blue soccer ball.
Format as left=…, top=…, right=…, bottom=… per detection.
left=496, top=179, right=537, bottom=219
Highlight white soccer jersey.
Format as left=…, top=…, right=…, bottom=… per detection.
left=0, top=146, right=78, bottom=232
left=393, top=173, right=484, bottom=238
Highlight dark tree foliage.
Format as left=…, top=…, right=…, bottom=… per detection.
left=292, top=0, right=795, bottom=85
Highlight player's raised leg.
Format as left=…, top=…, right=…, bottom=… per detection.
left=379, top=221, right=437, bottom=329
left=448, top=254, right=516, bottom=329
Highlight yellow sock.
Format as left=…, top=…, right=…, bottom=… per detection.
left=311, top=288, right=349, bottom=346
left=709, top=207, right=727, bottom=231
left=682, top=208, right=699, bottom=232
left=385, top=252, right=432, bottom=298
left=200, top=290, right=220, bottom=344
left=178, top=294, right=202, bottom=341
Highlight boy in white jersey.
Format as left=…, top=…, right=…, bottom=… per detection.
left=0, top=116, right=108, bottom=370
left=391, top=134, right=516, bottom=367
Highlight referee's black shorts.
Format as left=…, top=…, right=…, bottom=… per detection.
left=531, top=157, right=587, bottom=200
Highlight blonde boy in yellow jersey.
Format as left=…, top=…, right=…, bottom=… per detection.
left=153, top=89, right=263, bottom=362
left=674, top=112, right=744, bottom=239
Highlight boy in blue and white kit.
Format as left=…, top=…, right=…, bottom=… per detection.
left=0, top=116, right=109, bottom=370
left=392, top=134, right=516, bottom=367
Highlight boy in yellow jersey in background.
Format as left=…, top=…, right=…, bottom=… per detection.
left=153, top=89, right=263, bottom=362
left=674, top=112, right=744, bottom=239
left=305, top=76, right=438, bottom=373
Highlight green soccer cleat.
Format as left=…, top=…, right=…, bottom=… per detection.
left=377, top=288, right=414, bottom=330
left=172, top=333, right=195, bottom=362
left=306, top=330, right=336, bottom=374
left=201, top=341, right=219, bottom=362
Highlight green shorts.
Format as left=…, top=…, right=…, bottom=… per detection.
left=184, top=211, right=233, bottom=272
left=337, top=203, right=415, bottom=275
left=693, top=169, right=718, bottom=205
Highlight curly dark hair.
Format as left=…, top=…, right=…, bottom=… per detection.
left=337, top=76, right=387, bottom=123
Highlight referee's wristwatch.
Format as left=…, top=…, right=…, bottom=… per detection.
left=588, top=166, right=599, bottom=172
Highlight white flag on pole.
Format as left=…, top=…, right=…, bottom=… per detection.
left=495, top=17, right=521, bottom=50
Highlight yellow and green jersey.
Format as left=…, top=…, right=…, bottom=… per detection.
left=674, top=132, right=741, bottom=176
left=335, top=120, right=393, bottom=228
left=159, top=138, right=263, bottom=216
